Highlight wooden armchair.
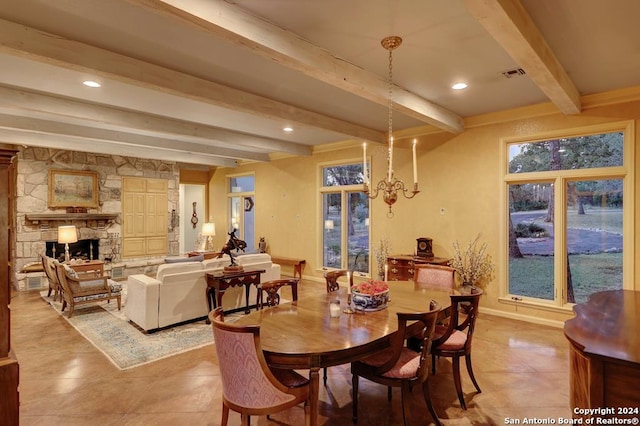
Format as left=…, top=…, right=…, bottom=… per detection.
left=256, top=278, right=299, bottom=309
left=53, top=260, right=122, bottom=318
left=351, top=307, right=442, bottom=425
left=41, top=255, right=61, bottom=301
left=431, top=289, right=483, bottom=410
left=210, top=307, right=309, bottom=425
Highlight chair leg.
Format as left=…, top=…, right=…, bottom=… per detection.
left=452, top=356, right=466, bottom=410
left=431, top=353, right=436, bottom=374
left=323, top=367, right=328, bottom=386
left=47, top=287, right=53, bottom=297
left=387, top=386, right=392, bottom=401
left=422, top=380, right=442, bottom=426
left=221, top=403, right=229, bottom=426
left=465, top=353, right=481, bottom=393
left=352, top=374, right=359, bottom=423
left=400, top=383, right=411, bottom=426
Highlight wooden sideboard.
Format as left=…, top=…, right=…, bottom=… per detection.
left=564, top=290, right=640, bottom=421
left=386, top=254, right=450, bottom=281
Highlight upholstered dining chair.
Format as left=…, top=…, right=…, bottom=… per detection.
left=351, top=307, right=442, bottom=426
left=41, top=255, right=61, bottom=301
left=256, top=278, right=299, bottom=309
left=210, top=307, right=310, bottom=426
left=322, top=269, right=354, bottom=385
left=53, top=260, right=122, bottom=318
left=413, top=264, right=456, bottom=291
left=431, top=289, right=483, bottom=410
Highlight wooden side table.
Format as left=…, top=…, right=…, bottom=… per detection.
left=205, top=269, right=265, bottom=320
left=69, top=260, right=105, bottom=277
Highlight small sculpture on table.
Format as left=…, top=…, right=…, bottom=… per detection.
left=219, top=229, right=247, bottom=273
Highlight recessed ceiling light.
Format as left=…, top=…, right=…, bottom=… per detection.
left=82, top=80, right=101, bottom=88
left=283, top=127, right=293, bottom=132
left=451, top=82, right=468, bottom=90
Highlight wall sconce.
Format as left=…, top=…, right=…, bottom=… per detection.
left=169, top=209, right=179, bottom=231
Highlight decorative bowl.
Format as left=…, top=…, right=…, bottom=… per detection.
left=351, top=280, right=390, bottom=311
left=352, top=289, right=390, bottom=311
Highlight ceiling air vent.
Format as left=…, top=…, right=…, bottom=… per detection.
left=501, top=68, right=526, bottom=78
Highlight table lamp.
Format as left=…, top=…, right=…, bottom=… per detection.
left=202, top=222, right=216, bottom=251
left=58, top=225, right=78, bottom=263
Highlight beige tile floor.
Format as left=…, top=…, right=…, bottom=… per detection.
left=10, top=279, right=571, bottom=425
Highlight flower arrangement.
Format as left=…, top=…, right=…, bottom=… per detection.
left=449, top=235, right=495, bottom=288
left=372, top=238, right=391, bottom=278
left=352, top=280, right=389, bottom=295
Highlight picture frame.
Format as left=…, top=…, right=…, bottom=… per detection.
left=48, top=169, right=99, bottom=209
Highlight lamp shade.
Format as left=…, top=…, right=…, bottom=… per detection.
left=202, top=222, right=216, bottom=236
left=57, top=225, right=78, bottom=244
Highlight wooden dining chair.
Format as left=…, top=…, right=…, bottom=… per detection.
left=256, top=278, right=299, bottom=309
left=322, top=269, right=353, bottom=385
left=324, top=269, right=353, bottom=293
left=431, top=289, right=483, bottom=410
left=351, top=307, right=442, bottom=426
left=413, top=264, right=456, bottom=290
left=210, top=307, right=309, bottom=426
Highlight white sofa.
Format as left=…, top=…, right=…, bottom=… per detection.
left=125, top=253, right=281, bottom=331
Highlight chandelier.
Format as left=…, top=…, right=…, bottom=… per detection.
left=363, top=36, right=419, bottom=217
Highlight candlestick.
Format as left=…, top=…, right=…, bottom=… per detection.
left=347, top=272, right=351, bottom=293
left=412, top=139, right=418, bottom=184
left=384, top=264, right=389, bottom=281
left=362, top=142, right=368, bottom=185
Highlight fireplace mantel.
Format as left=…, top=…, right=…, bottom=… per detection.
left=25, top=213, right=119, bottom=229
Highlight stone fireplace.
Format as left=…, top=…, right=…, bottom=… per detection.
left=12, top=147, right=181, bottom=291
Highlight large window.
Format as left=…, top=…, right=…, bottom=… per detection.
left=227, top=174, right=255, bottom=252
left=505, top=126, right=631, bottom=307
left=320, top=162, right=369, bottom=274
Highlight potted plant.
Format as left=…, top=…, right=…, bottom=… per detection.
left=449, top=235, right=495, bottom=290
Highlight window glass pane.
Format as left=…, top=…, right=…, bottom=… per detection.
left=229, top=175, right=255, bottom=192
left=509, top=132, right=623, bottom=173
left=323, top=164, right=365, bottom=187
left=229, top=197, right=241, bottom=232
left=508, top=183, right=554, bottom=300
left=566, top=179, right=623, bottom=304
left=323, top=193, right=341, bottom=268
left=243, top=196, right=255, bottom=252
left=347, top=191, right=369, bottom=273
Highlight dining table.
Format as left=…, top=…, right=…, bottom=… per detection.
left=230, top=280, right=454, bottom=426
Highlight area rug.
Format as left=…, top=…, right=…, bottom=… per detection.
left=41, top=287, right=214, bottom=370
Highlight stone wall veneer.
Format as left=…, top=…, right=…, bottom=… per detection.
left=13, top=147, right=180, bottom=290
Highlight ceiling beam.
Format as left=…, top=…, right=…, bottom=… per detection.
left=0, top=128, right=237, bottom=167
left=0, top=18, right=385, bottom=143
left=128, top=0, right=464, bottom=133
left=0, top=113, right=267, bottom=164
left=0, top=85, right=311, bottom=157
left=463, top=0, right=581, bottom=114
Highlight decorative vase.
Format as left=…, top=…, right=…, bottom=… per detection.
left=351, top=289, right=390, bottom=312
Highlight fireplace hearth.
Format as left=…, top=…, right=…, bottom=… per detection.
left=46, top=239, right=100, bottom=263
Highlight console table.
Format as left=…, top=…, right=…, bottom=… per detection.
left=205, top=269, right=265, bottom=320
left=386, top=254, right=450, bottom=281
left=564, top=289, right=640, bottom=420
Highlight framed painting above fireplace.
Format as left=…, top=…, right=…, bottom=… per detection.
left=48, top=169, right=98, bottom=209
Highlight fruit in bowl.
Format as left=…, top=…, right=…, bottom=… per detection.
left=351, top=280, right=390, bottom=312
